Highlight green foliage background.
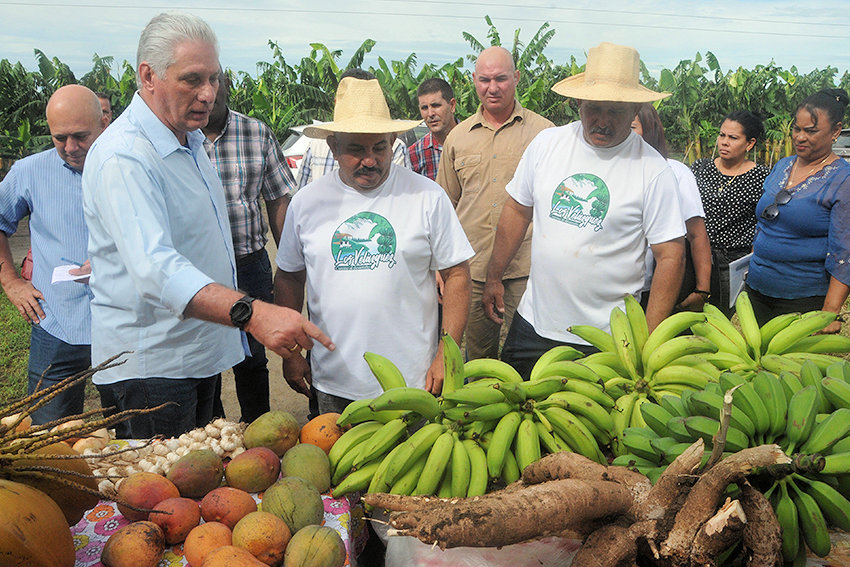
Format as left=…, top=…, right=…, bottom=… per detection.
left=3, top=16, right=850, bottom=174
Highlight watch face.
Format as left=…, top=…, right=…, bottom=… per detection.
left=231, top=299, right=253, bottom=327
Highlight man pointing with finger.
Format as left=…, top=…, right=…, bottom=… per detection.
left=82, top=12, right=333, bottom=438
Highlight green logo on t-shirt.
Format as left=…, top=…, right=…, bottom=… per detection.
left=332, top=212, right=397, bottom=270
left=549, top=173, right=609, bottom=231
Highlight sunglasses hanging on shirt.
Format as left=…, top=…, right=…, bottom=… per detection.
left=761, top=189, right=793, bottom=220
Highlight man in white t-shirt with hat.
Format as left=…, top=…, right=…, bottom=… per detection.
left=275, top=77, right=474, bottom=416
left=483, top=42, right=686, bottom=379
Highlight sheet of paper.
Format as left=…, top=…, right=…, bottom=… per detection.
left=727, top=253, right=752, bottom=309
left=51, top=264, right=89, bottom=284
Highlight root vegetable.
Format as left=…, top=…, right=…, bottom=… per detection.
left=690, top=498, right=746, bottom=565
left=739, top=481, right=782, bottom=567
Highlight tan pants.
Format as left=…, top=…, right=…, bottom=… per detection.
left=465, top=277, right=528, bottom=360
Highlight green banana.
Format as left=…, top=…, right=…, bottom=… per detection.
left=780, top=371, right=806, bottom=402
left=537, top=391, right=614, bottom=435
left=799, top=408, right=850, bottom=455
left=581, top=351, right=628, bottom=376
left=462, top=439, right=489, bottom=497
left=328, top=420, right=383, bottom=472
left=822, top=452, right=850, bottom=475
left=575, top=414, right=613, bottom=446
left=624, top=294, right=649, bottom=366
left=621, top=428, right=661, bottom=462
left=752, top=371, right=789, bottom=442
left=486, top=411, right=523, bottom=479
left=520, top=376, right=567, bottom=400
left=463, top=401, right=517, bottom=422
left=413, top=429, right=455, bottom=496
left=514, top=414, right=541, bottom=472
left=336, top=398, right=376, bottom=427
left=332, top=459, right=383, bottom=498
left=640, top=311, right=707, bottom=370
left=799, top=360, right=830, bottom=413
left=762, top=354, right=804, bottom=376
left=533, top=360, right=603, bottom=383
left=785, top=353, right=850, bottom=373
left=828, top=435, right=850, bottom=455
left=389, top=451, right=430, bottom=496
left=795, top=474, right=850, bottom=532
left=380, top=421, right=446, bottom=487
left=535, top=420, right=567, bottom=454
left=719, top=373, right=770, bottom=440
left=366, top=442, right=407, bottom=496
left=659, top=394, right=688, bottom=418
left=735, top=291, right=762, bottom=361
left=364, top=351, right=408, bottom=392
left=667, top=416, right=693, bottom=442
left=331, top=436, right=372, bottom=485
left=611, top=391, right=638, bottom=455
left=644, top=334, right=719, bottom=377
left=543, top=406, right=606, bottom=464
left=581, top=361, right=621, bottom=380
left=822, top=376, right=850, bottom=410
left=501, top=445, right=522, bottom=485
left=648, top=365, right=713, bottom=390
left=610, top=306, right=641, bottom=380
left=441, top=386, right=506, bottom=406
left=759, top=312, right=801, bottom=351
left=826, top=361, right=850, bottom=381
left=463, top=358, right=523, bottom=383
left=611, top=453, right=658, bottom=469
left=683, top=415, right=750, bottom=452
left=775, top=480, right=801, bottom=561
left=664, top=354, right=722, bottom=378
left=687, top=389, right=757, bottom=440
left=784, top=386, right=820, bottom=454
left=463, top=418, right=498, bottom=440
left=788, top=477, right=831, bottom=557
left=437, top=466, right=453, bottom=498
left=440, top=331, right=465, bottom=396
left=767, top=311, right=838, bottom=355
left=630, top=395, right=650, bottom=428
left=704, top=303, right=751, bottom=355
left=557, top=380, right=615, bottom=410
left=450, top=432, right=471, bottom=497
left=649, top=436, right=682, bottom=462
left=567, top=324, right=617, bottom=352
left=370, top=386, right=441, bottom=421
left=690, top=321, right=751, bottom=362
left=701, top=351, right=755, bottom=371
left=787, top=334, right=850, bottom=354
left=353, top=417, right=409, bottom=468
left=640, top=401, right=674, bottom=436
left=492, top=382, right=527, bottom=404
left=529, top=345, right=584, bottom=381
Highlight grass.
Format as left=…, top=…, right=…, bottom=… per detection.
left=0, top=289, right=30, bottom=403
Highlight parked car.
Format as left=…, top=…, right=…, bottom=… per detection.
left=833, top=128, right=850, bottom=159
left=280, top=124, right=313, bottom=179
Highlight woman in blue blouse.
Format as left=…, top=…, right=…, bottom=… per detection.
left=747, top=89, right=850, bottom=334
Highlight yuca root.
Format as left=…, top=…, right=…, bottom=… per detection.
left=570, top=523, right=635, bottom=567
left=371, top=478, right=633, bottom=549
left=690, top=498, right=746, bottom=565
left=660, top=444, right=789, bottom=563
left=739, top=480, right=782, bottom=567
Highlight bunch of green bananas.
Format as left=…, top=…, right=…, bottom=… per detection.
left=329, top=335, right=617, bottom=498
left=625, top=362, right=850, bottom=561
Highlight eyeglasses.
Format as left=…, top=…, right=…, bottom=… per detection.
left=761, top=189, right=792, bottom=220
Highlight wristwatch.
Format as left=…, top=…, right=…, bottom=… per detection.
left=694, top=289, right=711, bottom=299
left=229, top=295, right=257, bottom=330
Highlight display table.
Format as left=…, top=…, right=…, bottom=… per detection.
left=70, top=439, right=368, bottom=567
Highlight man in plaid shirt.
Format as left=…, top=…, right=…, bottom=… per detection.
left=408, top=78, right=458, bottom=181
left=203, top=73, right=295, bottom=422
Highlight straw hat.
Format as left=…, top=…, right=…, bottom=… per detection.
left=551, top=42, right=670, bottom=103
left=304, top=78, right=421, bottom=139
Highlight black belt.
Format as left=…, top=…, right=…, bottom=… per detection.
left=235, top=248, right=267, bottom=268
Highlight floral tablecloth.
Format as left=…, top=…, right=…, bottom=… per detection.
left=70, top=440, right=368, bottom=567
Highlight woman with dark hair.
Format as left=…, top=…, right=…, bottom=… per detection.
left=746, top=89, right=850, bottom=332
left=692, top=110, right=770, bottom=315
left=632, top=104, right=712, bottom=312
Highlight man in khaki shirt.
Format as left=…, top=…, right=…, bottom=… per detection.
left=436, top=46, right=553, bottom=360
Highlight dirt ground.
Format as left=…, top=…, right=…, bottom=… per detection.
left=8, top=220, right=311, bottom=427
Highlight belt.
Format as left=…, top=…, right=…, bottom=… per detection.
left=235, top=248, right=267, bottom=268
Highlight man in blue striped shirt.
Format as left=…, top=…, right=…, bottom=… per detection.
left=0, top=84, right=108, bottom=424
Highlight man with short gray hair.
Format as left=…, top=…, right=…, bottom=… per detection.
left=83, top=12, right=333, bottom=438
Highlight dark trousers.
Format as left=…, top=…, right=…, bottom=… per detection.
left=27, top=324, right=91, bottom=425
left=745, top=284, right=825, bottom=327
left=97, top=375, right=218, bottom=439
left=214, top=248, right=273, bottom=423
left=500, top=313, right=599, bottom=380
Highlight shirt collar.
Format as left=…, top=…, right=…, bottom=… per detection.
left=469, top=100, right=524, bottom=132
left=129, top=92, right=204, bottom=158
left=56, top=150, right=83, bottom=175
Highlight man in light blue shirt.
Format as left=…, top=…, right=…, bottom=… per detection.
left=82, top=12, right=333, bottom=439
left=0, top=84, right=108, bottom=424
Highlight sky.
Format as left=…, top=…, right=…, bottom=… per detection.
left=2, top=0, right=850, bottom=81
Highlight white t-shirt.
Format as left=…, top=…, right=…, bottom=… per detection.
left=506, top=122, right=685, bottom=344
left=642, top=158, right=705, bottom=290
left=276, top=164, right=474, bottom=399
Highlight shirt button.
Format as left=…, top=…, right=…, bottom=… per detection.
left=493, top=154, right=497, bottom=158
left=492, top=177, right=497, bottom=182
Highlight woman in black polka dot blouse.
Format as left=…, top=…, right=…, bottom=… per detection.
left=691, top=110, right=769, bottom=316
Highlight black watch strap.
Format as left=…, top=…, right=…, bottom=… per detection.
left=229, top=295, right=256, bottom=330
left=694, top=289, right=711, bottom=299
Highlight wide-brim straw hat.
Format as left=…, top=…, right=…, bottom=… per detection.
left=304, top=78, right=421, bottom=139
left=551, top=42, right=670, bottom=103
